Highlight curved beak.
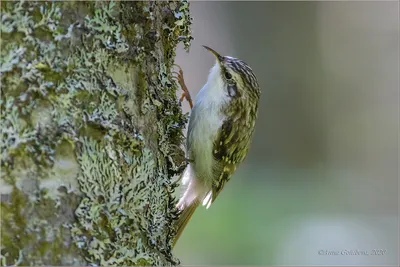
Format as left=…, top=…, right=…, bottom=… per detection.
left=202, top=45, right=223, bottom=63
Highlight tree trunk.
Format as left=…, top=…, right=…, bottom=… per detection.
left=0, top=0, right=192, bottom=265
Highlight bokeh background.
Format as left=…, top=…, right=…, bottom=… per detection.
left=174, top=1, right=399, bottom=265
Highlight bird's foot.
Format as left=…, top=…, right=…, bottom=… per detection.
left=175, top=157, right=193, bottom=177
left=173, top=64, right=193, bottom=109
left=183, top=157, right=194, bottom=164
left=171, top=157, right=193, bottom=187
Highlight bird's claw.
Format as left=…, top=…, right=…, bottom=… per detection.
left=171, top=157, right=193, bottom=187
left=184, top=157, right=194, bottom=164
left=173, top=64, right=193, bottom=109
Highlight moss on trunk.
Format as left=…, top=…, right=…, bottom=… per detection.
left=0, top=0, right=192, bottom=265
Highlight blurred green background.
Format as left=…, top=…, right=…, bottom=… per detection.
left=174, top=1, right=398, bottom=265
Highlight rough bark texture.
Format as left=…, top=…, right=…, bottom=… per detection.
left=0, top=0, right=192, bottom=265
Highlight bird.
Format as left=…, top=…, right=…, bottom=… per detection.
left=173, top=45, right=261, bottom=247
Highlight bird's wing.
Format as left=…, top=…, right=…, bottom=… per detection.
left=208, top=117, right=251, bottom=206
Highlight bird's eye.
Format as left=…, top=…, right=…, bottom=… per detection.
left=224, top=71, right=232, bottom=79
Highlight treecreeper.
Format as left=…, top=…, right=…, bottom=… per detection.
left=173, top=45, right=261, bottom=246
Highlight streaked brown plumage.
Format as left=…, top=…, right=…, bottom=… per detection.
left=174, top=46, right=260, bottom=246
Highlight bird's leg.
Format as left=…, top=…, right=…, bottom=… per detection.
left=171, top=157, right=194, bottom=187
left=176, top=157, right=194, bottom=177
left=173, top=64, right=193, bottom=109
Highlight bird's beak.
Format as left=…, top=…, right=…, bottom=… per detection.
left=202, top=45, right=223, bottom=63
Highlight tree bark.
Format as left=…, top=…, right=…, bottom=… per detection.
left=0, top=0, right=192, bottom=265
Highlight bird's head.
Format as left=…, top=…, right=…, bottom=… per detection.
left=203, top=45, right=260, bottom=99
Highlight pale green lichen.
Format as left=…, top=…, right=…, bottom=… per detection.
left=72, top=137, right=163, bottom=265
left=1, top=0, right=192, bottom=265
left=84, top=1, right=129, bottom=54
left=0, top=97, right=36, bottom=167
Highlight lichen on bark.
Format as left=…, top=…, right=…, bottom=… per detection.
left=1, top=0, right=192, bottom=265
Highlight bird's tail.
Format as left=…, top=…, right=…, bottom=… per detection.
left=173, top=199, right=200, bottom=247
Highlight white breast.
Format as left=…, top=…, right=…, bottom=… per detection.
left=188, top=63, right=228, bottom=186
left=178, top=62, right=229, bottom=210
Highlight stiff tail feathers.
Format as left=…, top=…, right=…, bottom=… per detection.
left=173, top=165, right=211, bottom=247
left=173, top=199, right=200, bottom=247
